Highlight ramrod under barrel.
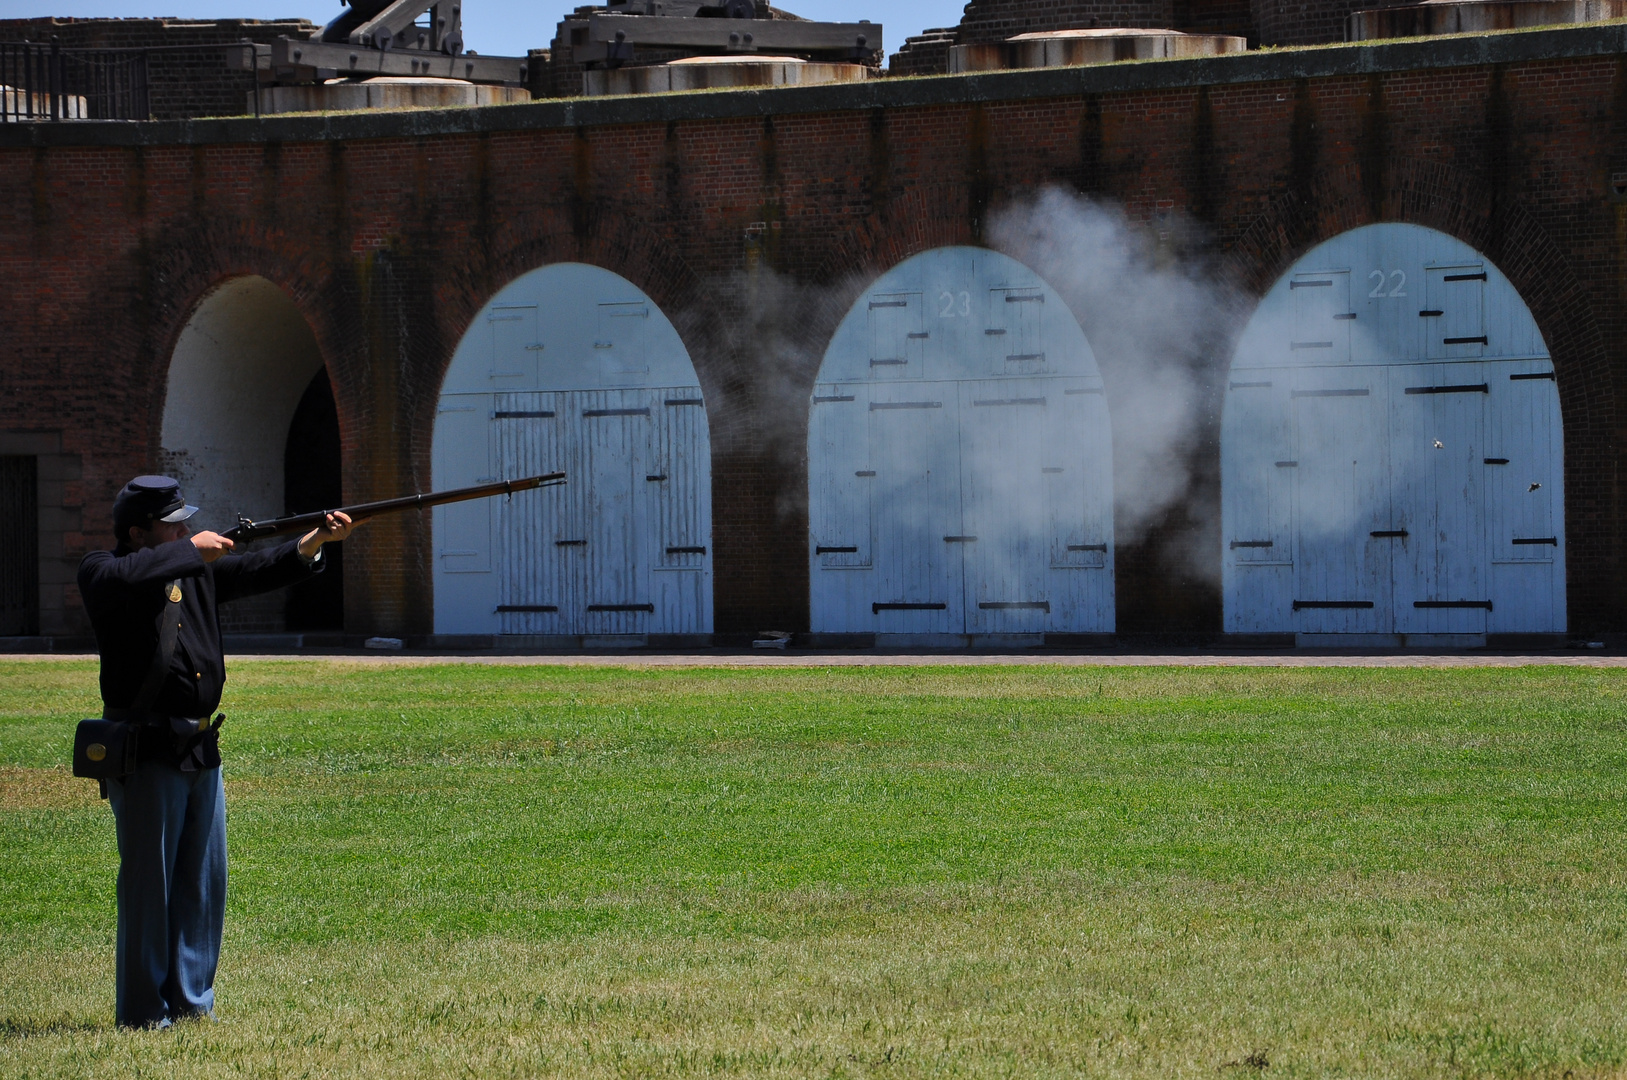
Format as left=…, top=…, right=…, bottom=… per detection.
left=221, top=473, right=566, bottom=543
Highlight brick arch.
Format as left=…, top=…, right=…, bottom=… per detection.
left=424, top=204, right=712, bottom=407
left=788, top=183, right=981, bottom=365
left=1226, top=158, right=1610, bottom=417
left=1225, top=156, right=1618, bottom=629
left=494, top=181, right=984, bottom=459
left=134, top=224, right=357, bottom=630
left=814, top=183, right=978, bottom=292
left=138, top=222, right=354, bottom=469
left=418, top=209, right=726, bottom=637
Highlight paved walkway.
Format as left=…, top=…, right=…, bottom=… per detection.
left=9, top=651, right=1627, bottom=668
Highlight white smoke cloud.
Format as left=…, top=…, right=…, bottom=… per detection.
left=676, top=260, right=867, bottom=520
left=683, top=194, right=1244, bottom=611
left=988, top=187, right=1240, bottom=555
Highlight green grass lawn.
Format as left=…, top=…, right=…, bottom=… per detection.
left=2, top=660, right=1625, bottom=1078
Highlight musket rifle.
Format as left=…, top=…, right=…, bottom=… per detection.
left=221, top=473, right=565, bottom=543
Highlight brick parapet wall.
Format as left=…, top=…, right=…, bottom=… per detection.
left=0, top=17, right=320, bottom=120
left=890, top=29, right=960, bottom=77
left=1175, top=0, right=1257, bottom=39
left=1248, top=0, right=1354, bottom=45
left=3, top=27, right=1623, bottom=635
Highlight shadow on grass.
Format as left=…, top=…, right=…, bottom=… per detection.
left=0, top=1014, right=107, bottom=1039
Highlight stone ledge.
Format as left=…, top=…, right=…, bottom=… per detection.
left=222, top=633, right=347, bottom=652
left=2, top=21, right=1624, bottom=148
left=0, top=432, right=61, bottom=455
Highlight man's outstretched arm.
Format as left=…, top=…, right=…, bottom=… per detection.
left=213, top=512, right=360, bottom=603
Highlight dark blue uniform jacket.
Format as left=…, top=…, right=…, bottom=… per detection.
left=78, top=539, right=319, bottom=716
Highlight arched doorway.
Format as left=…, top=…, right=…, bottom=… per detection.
left=161, top=276, right=332, bottom=633
left=1222, top=223, right=1564, bottom=644
left=283, top=369, right=344, bottom=631
left=808, top=246, right=1114, bottom=644
left=432, top=263, right=713, bottom=642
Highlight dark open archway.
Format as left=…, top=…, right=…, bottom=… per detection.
left=284, top=368, right=344, bottom=632
left=161, top=275, right=335, bottom=633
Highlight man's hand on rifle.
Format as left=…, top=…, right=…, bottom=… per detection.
left=297, top=511, right=362, bottom=560
left=189, top=531, right=236, bottom=563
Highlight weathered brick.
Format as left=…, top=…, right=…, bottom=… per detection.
left=2, top=31, right=1624, bottom=636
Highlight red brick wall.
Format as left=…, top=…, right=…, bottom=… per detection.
left=3, top=30, right=1624, bottom=637
left=1176, top=0, right=1256, bottom=39
left=889, top=29, right=959, bottom=76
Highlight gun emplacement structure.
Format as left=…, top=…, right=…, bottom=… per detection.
left=226, top=0, right=531, bottom=95
left=225, top=0, right=883, bottom=109
left=222, top=473, right=565, bottom=543
left=582, top=2, right=883, bottom=68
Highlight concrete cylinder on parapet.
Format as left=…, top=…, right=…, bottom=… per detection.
left=254, top=76, right=530, bottom=115
left=1348, top=0, right=1627, bottom=40
left=583, top=55, right=872, bottom=96
left=948, top=28, right=1245, bottom=73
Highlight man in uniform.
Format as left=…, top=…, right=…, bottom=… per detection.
left=78, top=475, right=360, bottom=1028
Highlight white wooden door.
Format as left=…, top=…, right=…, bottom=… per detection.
left=987, top=287, right=1049, bottom=376
left=435, top=264, right=713, bottom=638
left=806, top=385, right=874, bottom=631
left=868, top=385, right=963, bottom=634
left=809, top=385, right=872, bottom=570
left=434, top=397, right=494, bottom=577
left=493, top=391, right=566, bottom=635
left=431, top=395, right=498, bottom=632
left=1224, top=224, right=1563, bottom=638
left=1045, top=381, right=1115, bottom=629
left=1290, top=366, right=1389, bottom=633
left=1290, top=270, right=1353, bottom=363
left=577, top=391, right=652, bottom=635
left=810, top=247, right=1113, bottom=637
left=1486, top=361, right=1565, bottom=632
left=649, top=393, right=713, bottom=634
left=1390, top=366, right=1488, bottom=633
left=597, top=301, right=650, bottom=385
left=1425, top=266, right=1487, bottom=360
left=1221, top=376, right=1294, bottom=632
left=488, top=305, right=538, bottom=388
left=868, top=293, right=925, bottom=380
left=492, top=387, right=711, bottom=637
left=960, top=382, right=1050, bottom=633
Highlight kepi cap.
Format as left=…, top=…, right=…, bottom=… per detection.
left=113, top=475, right=199, bottom=540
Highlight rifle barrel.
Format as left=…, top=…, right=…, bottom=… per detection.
left=222, top=473, right=565, bottom=542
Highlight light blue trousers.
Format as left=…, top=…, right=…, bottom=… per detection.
left=107, top=758, right=226, bottom=1028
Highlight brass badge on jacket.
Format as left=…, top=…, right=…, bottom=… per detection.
left=168, top=584, right=182, bottom=603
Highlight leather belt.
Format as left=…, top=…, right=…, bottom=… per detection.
left=103, top=707, right=190, bottom=727
left=103, top=707, right=212, bottom=760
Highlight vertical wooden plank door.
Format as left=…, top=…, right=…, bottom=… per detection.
left=1290, top=366, right=1390, bottom=634
left=868, top=387, right=963, bottom=635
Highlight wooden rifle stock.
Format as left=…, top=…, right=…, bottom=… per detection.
left=221, top=473, right=566, bottom=543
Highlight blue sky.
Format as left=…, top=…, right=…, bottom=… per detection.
left=5, top=1, right=966, bottom=58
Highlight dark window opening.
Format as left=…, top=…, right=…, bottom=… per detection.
left=0, top=456, right=38, bottom=636
left=283, top=370, right=343, bottom=632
